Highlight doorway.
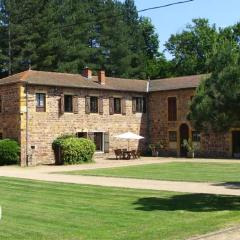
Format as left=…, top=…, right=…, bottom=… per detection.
left=94, top=132, right=103, bottom=152
left=179, top=123, right=189, bottom=157
left=232, top=131, right=240, bottom=159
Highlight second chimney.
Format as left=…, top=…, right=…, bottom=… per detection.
left=98, top=70, right=106, bottom=85
left=82, top=67, right=92, bottom=79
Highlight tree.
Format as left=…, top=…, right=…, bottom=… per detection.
left=188, top=42, right=240, bottom=132
left=165, top=18, right=218, bottom=76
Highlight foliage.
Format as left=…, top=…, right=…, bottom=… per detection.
left=0, top=0, right=160, bottom=79
left=53, top=136, right=95, bottom=164
left=182, top=139, right=198, bottom=153
left=188, top=43, right=240, bottom=132
left=149, top=141, right=166, bottom=152
left=0, top=139, right=20, bottom=165
left=165, top=18, right=218, bottom=76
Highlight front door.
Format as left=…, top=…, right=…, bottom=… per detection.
left=232, top=131, right=240, bottom=159
left=179, top=124, right=189, bottom=157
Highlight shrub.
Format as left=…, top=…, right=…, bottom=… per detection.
left=0, top=139, right=20, bottom=165
left=53, top=136, right=95, bottom=165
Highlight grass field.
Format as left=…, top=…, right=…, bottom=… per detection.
left=63, top=162, right=240, bottom=183
left=0, top=177, right=240, bottom=240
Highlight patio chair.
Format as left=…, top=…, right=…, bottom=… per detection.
left=131, top=150, right=137, bottom=159
left=114, top=149, right=123, bottom=160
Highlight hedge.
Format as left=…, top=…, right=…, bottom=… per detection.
left=53, top=136, right=95, bottom=165
left=0, top=139, right=20, bottom=165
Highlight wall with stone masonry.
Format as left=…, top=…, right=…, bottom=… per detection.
left=0, top=83, right=21, bottom=141
left=25, top=85, right=148, bottom=165
left=148, top=89, right=232, bottom=158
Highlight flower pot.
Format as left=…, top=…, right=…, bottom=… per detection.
left=187, top=152, right=195, bottom=158
left=152, top=151, right=159, bottom=157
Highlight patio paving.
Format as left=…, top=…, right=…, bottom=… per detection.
left=189, top=226, right=240, bottom=240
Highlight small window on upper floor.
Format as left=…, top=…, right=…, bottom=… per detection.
left=64, top=95, right=73, bottom=113
left=133, top=97, right=146, bottom=113
left=36, top=93, right=46, bottom=112
left=90, top=96, right=98, bottom=113
left=114, top=98, right=122, bottom=114
left=168, top=97, right=177, bottom=121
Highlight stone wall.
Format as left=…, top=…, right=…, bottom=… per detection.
left=25, top=85, right=148, bottom=165
left=148, top=89, right=232, bottom=158
left=0, top=83, right=21, bottom=141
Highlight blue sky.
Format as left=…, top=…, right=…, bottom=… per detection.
left=133, top=0, right=240, bottom=53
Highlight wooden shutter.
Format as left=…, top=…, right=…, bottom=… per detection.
left=109, top=97, right=114, bottom=115
left=104, top=132, right=110, bottom=153
left=143, top=97, right=147, bottom=113
left=60, top=94, right=64, bottom=114
left=73, top=95, right=79, bottom=114
left=121, top=98, right=126, bottom=115
left=168, top=97, right=177, bottom=121
left=85, top=96, right=90, bottom=114
left=99, top=96, right=103, bottom=115
left=132, top=97, right=136, bottom=114
left=0, top=96, right=2, bottom=113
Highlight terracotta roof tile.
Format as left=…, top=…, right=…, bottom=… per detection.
left=0, top=70, right=148, bottom=93
left=0, top=70, right=208, bottom=92
left=149, top=74, right=207, bottom=92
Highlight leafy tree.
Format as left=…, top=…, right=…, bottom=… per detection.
left=165, top=18, right=218, bottom=76
left=188, top=42, right=240, bottom=132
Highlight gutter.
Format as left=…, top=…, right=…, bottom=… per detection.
left=25, top=82, right=29, bottom=166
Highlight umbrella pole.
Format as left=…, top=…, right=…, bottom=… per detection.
left=128, top=140, right=129, bottom=151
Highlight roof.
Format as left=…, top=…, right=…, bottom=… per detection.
left=149, top=74, right=207, bottom=92
left=0, top=70, right=207, bottom=93
left=0, top=70, right=148, bottom=93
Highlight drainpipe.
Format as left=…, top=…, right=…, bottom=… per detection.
left=25, top=82, right=29, bottom=166
left=146, top=78, right=151, bottom=148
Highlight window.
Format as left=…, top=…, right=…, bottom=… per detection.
left=0, top=132, right=2, bottom=139
left=36, top=93, right=46, bottom=112
left=192, top=131, right=201, bottom=142
left=169, top=131, right=177, bottom=142
left=133, top=97, right=146, bottom=113
left=168, top=97, right=177, bottom=121
left=90, top=96, right=98, bottom=113
left=77, top=132, right=88, bottom=138
left=114, top=98, right=121, bottom=114
left=64, top=95, right=73, bottom=112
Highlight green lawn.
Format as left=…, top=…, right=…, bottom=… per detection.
left=63, top=162, right=240, bottom=183
left=0, top=177, right=240, bottom=240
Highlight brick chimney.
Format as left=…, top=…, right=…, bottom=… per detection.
left=98, top=70, right=106, bottom=85
left=82, top=67, right=92, bottom=79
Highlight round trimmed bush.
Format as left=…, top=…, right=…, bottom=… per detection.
left=0, top=139, right=20, bottom=165
left=53, top=136, right=95, bottom=165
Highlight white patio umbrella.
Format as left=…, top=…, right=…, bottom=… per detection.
left=114, top=132, right=144, bottom=150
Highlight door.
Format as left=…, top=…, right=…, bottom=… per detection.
left=179, top=124, right=189, bottom=157
left=232, top=131, right=240, bottom=159
left=94, top=132, right=103, bottom=152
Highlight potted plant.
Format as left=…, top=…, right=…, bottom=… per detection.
left=182, top=139, right=198, bottom=158
left=149, top=144, right=158, bottom=157
left=149, top=141, right=166, bottom=157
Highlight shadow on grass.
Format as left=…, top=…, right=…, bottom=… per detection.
left=134, top=194, right=240, bottom=212
left=212, top=182, right=240, bottom=190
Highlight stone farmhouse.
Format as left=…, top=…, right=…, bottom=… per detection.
left=0, top=68, right=239, bottom=166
